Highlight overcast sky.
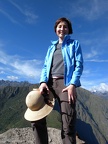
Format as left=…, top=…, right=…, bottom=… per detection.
left=0, top=0, right=108, bottom=91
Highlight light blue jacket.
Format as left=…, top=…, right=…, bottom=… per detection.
left=40, top=35, right=83, bottom=87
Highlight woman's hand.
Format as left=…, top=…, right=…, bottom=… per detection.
left=62, top=84, right=76, bottom=104
left=39, top=83, right=49, bottom=94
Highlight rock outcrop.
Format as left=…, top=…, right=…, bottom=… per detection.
left=0, top=127, right=85, bottom=144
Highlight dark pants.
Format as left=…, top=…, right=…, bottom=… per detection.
left=31, top=78, right=76, bottom=144
left=31, top=118, right=48, bottom=144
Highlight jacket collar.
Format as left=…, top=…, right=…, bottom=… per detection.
left=51, top=35, right=71, bottom=45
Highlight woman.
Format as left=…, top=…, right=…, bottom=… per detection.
left=32, top=17, right=83, bottom=144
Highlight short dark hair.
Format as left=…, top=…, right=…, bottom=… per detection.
left=54, top=17, right=73, bottom=34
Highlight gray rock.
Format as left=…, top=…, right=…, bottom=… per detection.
left=0, top=127, right=85, bottom=144
left=0, top=127, right=61, bottom=144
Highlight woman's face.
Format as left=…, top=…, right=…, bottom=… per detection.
left=56, top=21, right=69, bottom=41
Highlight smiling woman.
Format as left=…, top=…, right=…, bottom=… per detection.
left=25, top=17, right=84, bottom=144
left=0, top=0, right=108, bottom=91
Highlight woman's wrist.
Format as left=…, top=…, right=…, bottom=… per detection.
left=71, top=84, right=76, bottom=88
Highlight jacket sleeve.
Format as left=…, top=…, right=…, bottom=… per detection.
left=39, top=47, right=53, bottom=84
left=40, top=53, right=49, bottom=83
left=70, top=40, right=83, bottom=87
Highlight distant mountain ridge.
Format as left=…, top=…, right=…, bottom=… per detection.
left=0, top=80, right=108, bottom=144
left=90, top=83, right=108, bottom=99
left=91, top=91, right=108, bottom=99
left=0, top=80, right=30, bottom=87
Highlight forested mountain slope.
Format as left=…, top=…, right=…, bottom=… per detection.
left=0, top=81, right=108, bottom=144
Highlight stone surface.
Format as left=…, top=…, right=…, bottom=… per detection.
left=0, top=127, right=85, bottom=144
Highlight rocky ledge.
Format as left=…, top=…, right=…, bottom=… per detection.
left=0, top=127, right=85, bottom=144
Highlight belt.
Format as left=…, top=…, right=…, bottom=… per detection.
left=52, top=76, right=64, bottom=80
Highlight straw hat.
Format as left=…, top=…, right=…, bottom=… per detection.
left=24, top=88, right=55, bottom=121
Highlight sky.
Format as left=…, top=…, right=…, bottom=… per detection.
left=0, top=0, right=108, bottom=92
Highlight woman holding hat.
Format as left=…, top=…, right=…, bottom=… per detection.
left=31, top=17, right=83, bottom=144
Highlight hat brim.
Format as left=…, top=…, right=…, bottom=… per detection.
left=24, top=101, right=54, bottom=121
left=24, top=89, right=55, bottom=121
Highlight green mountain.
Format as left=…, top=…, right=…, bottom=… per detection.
left=76, top=88, right=108, bottom=144
left=0, top=82, right=108, bottom=144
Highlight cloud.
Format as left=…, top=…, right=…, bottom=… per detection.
left=25, top=11, right=38, bottom=24
left=81, top=73, right=108, bottom=90
left=10, top=59, right=42, bottom=78
left=7, top=75, right=18, bottom=81
left=84, top=49, right=98, bottom=59
left=68, top=0, right=108, bottom=20
left=0, top=70, right=5, bottom=74
left=0, top=49, right=43, bottom=82
left=90, top=83, right=108, bottom=92
left=86, top=59, right=108, bottom=62
left=0, top=8, right=19, bottom=24
left=0, top=40, right=5, bottom=47
left=84, top=48, right=108, bottom=62
left=0, top=50, right=10, bottom=64
left=0, top=0, right=38, bottom=24
left=8, top=0, right=38, bottom=24
left=81, top=33, right=108, bottom=62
